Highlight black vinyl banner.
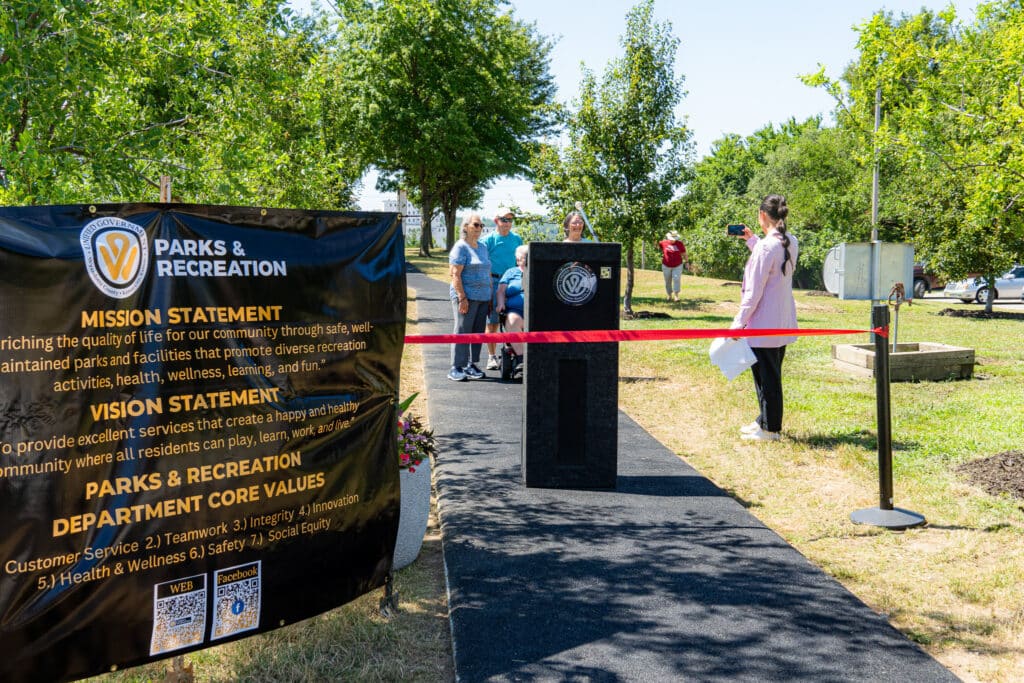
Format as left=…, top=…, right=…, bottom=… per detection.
left=0, top=204, right=405, bottom=683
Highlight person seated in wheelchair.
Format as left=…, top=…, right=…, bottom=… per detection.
left=495, top=245, right=528, bottom=374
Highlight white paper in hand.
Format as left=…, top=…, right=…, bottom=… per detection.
left=709, top=337, right=757, bottom=380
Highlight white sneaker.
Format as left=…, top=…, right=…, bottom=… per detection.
left=486, top=355, right=500, bottom=370
left=740, top=421, right=761, bottom=435
left=741, top=427, right=781, bottom=441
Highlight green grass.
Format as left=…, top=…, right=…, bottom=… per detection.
left=86, top=252, right=1023, bottom=682
left=611, top=267, right=1024, bottom=682
left=411, top=250, right=1024, bottom=682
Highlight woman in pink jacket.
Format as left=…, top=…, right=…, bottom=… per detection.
left=729, top=194, right=799, bottom=441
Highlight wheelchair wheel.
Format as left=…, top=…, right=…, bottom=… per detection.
left=501, top=348, right=514, bottom=380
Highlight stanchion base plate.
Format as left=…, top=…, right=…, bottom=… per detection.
left=850, top=507, right=926, bottom=530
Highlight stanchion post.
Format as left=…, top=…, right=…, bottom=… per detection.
left=850, top=304, right=926, bottom=530
left=873, top=304, right=894, bottom=511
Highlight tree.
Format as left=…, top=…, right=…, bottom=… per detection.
left=532, top=0, right=692, bottom=313
left=666, top=133, right=760, bottom=280
left=747, top=125, right=868, bottom=289
left=805, top=2, right=1024, bottom=311
left=1, top=1, right=358, bottom=208
left=435, top=169, right=487, bottom=242
left=333, top=0, right=557, bottom=256
left=898, top=2, right=1024, bottom=312
left=668, top=118, right=861, bottom=287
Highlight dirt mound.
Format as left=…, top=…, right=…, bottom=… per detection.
left=938, top=308, right=1024, bottom=321
left=622, top=310, right=671, bottom=320
left=957, top=451, right=1024, bottom=500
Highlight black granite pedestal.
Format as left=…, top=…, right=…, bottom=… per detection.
left=522, top=242, right=621, bottom=488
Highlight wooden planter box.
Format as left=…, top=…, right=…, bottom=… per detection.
left=832, top=342, right=975, bottom=382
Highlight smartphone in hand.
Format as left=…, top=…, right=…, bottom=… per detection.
left=726, top=224, right=746, bottom=236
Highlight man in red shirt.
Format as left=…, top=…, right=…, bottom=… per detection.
left=658, top=230, right=689, bottom=301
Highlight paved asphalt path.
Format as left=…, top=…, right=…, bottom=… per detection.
left=408, top=270, right=958, bottom=683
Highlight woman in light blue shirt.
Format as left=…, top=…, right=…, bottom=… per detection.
left=448, top=213, right=491, bottom=381
left=729, top=194, right=799, bottom=441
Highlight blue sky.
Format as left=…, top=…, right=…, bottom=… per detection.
left=290, top=0, right=980, bottom=216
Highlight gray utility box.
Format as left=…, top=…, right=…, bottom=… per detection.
left=823, top=242, right=914, bottom=300
left=522, top=242, right=621, bottom=488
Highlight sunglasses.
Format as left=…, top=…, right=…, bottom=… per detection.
left=470, top=222, right=483, bottom=228
left=497, top=217, right=514, bottom=223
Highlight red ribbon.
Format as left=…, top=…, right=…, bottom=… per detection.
left=405, top=326, right=888, bottom=345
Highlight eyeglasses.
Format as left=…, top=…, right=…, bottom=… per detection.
left=497, top=217, right=514, bottom=223
left=470, top=222, right=483, bottom=228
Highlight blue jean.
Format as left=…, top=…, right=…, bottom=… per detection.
left=487, top=276, right=502, bottom=324
left=450, top=298, right=489, bottom=368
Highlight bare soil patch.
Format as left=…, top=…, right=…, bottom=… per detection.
left=957, top=450, right=1024, bottom=501
left=938, top=308, right=1024, bottom=321
left=621, top=310, right=671, bottom=320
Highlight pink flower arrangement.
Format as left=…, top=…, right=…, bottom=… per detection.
left=397, top=393, right=436, bottom=472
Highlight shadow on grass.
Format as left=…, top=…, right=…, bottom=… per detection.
left=888, top=606, right=1024, bottom=656
left=717, top=486, right=763, bottom=509
left=797, top=429, right=920, bottom=452
left=680, top=313, right=737, bottom=324
left=926, top=522, right=1014, bottom=532
left=620, top=375, right=668, bottom=384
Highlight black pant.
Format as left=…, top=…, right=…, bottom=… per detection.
left=751, top=346, right=786, bottom=433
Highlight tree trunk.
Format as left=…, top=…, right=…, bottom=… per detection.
left=623, top=242, right=635, bottom=315
left=446, top=218, right=456, bottom=251
left=417, top=185, right=433, bottom=257
left=417, top=214, right=431, bottom=257
left=443, top=205, right=458, bottom=252
left=984, top=272, right=995, bottom=314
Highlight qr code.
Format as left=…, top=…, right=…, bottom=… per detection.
left=150, top=575, right=207, bottom=656
left=211, top=561, right=261, bottom=640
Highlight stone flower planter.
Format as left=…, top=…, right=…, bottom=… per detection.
left=393, top=456, right=431, bottom=570
left=832, top=342, right=975, bottom=382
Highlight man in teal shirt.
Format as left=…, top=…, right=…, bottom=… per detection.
left=481, top=208, right=523, bottom=370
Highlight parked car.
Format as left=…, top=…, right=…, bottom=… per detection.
left=913, top=263, right=943, bottom=298
left=943, top=265, right=1024, bottom=303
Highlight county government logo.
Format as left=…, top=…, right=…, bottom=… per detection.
left=80, top=217, right=149, bottom=299
left=553, top=261, right=597, bottom=306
